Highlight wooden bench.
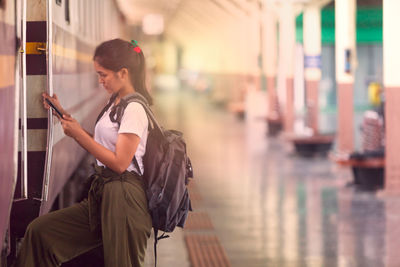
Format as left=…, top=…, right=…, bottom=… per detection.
left=285, top=134, right=335, bottom=156
left=332, top=153, right=385, bottom=190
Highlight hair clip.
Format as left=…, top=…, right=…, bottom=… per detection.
left=130, top=39, right=141, bottom=53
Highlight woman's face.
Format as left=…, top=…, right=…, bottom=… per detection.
left=94, top=60, right=124, bottom=94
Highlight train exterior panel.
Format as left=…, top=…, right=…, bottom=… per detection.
left=0, top=0, right=18, bottom=255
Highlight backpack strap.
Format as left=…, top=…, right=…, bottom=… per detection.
left=153, top=230, right=170, bottom=267
left=152, top=211, right=170, bottom=267
left=153, top=228, right=158, bottom=267
left=108, top=93, right=158, bottom=176
left=108, top=93, right=157, bottom=129
left=96, top=93, right=144, bottom=176
left=95, top=93, right=118, bottom=124
left=132, top=157, right=142, bottom=176
left=122, top=93, right=164, bottom=137
left=106, top=92, right=164, bottom=176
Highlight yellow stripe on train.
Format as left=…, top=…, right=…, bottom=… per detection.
left=52, top=44, right=92, bottom=63
left=26, top=42, right=93, bottom=63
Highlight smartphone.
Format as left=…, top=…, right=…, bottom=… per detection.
left=45, top=98, right=64, bottom=118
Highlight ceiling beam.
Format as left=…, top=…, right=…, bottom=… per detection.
left=224, top=0, right=251, bottom=16
left=185, top=0, right=227, bottom=28
left=208, top=0, right=241, bottom=19
left=168, top=11, right=210, bottom=39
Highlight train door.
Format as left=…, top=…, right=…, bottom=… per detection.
left=6, top=0, right=49, bottom=264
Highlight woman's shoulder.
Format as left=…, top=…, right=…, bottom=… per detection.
left=124, top=102, right=148, bottom=120
left=118, top=101, right=149, bottom=134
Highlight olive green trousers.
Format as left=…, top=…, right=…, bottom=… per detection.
left=14, top=170, right=152, bottom=267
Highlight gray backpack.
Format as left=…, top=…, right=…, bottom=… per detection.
left=96, top=92, right=194, bottom=265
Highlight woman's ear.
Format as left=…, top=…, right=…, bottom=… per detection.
left=118, top=68, right=129, bottom=81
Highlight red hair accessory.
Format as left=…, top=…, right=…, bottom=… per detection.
left=131, top=40, right=141, bottom=53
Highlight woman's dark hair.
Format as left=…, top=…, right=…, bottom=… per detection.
left=93, top=38, right=153, bottom=105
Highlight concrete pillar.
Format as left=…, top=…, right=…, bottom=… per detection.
left=279, top=2, right=296, bottom=133
left=248, top=4, right=262, bottom=92
left=303, top=5, right=322, bottom=134
left=383, top=0, right=400, bottom=193
left=335, top=0, right=357, bottom=154
left=262, top=5, right=279, bottom=119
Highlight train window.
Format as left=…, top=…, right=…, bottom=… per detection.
left=56, top=0, right=61, bottom=6
left=65, top=0, right=70, bottom=24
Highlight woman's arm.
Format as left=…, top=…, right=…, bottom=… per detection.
left=42, top=94, right=95, bottom=137
left=42, top=94, right=137, bottom=173
left=61, top=115, right=139, bottom=174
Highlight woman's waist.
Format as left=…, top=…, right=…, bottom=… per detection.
left=95, top=159, right=143, bottom=177
left=88, top=165, right=145, bottom=207
left=92, top=164, right=142, bottom=183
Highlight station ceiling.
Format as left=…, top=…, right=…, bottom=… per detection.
left=115, top=0, right=267, bottom=45
left=115, top=0, right=382, bottom=27
left=113, top=0, right=382, bottom=72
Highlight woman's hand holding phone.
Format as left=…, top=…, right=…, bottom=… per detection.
left=42, top=92, right=83, bottom=138
left=42, top=93, right=67, bottom=119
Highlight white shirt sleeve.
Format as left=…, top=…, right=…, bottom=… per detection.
left=118, top=102, right=148, bottom=139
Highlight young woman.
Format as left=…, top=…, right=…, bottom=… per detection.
left=14, top=38, right=153, bottom=267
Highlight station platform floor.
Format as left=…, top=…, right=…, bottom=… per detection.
left=143, top=89, right=400, bottom=267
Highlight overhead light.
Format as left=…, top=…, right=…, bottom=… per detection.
left=142, top=14, right=164, bottom=35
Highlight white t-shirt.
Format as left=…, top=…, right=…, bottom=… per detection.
left=94, top=102, right=148, bottom=174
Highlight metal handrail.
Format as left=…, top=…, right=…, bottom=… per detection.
left=16, top=0, right=28, bottom=201
left=40, top=0, right=53, bottom=203
left=13, top=0, right=28, bottom=202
